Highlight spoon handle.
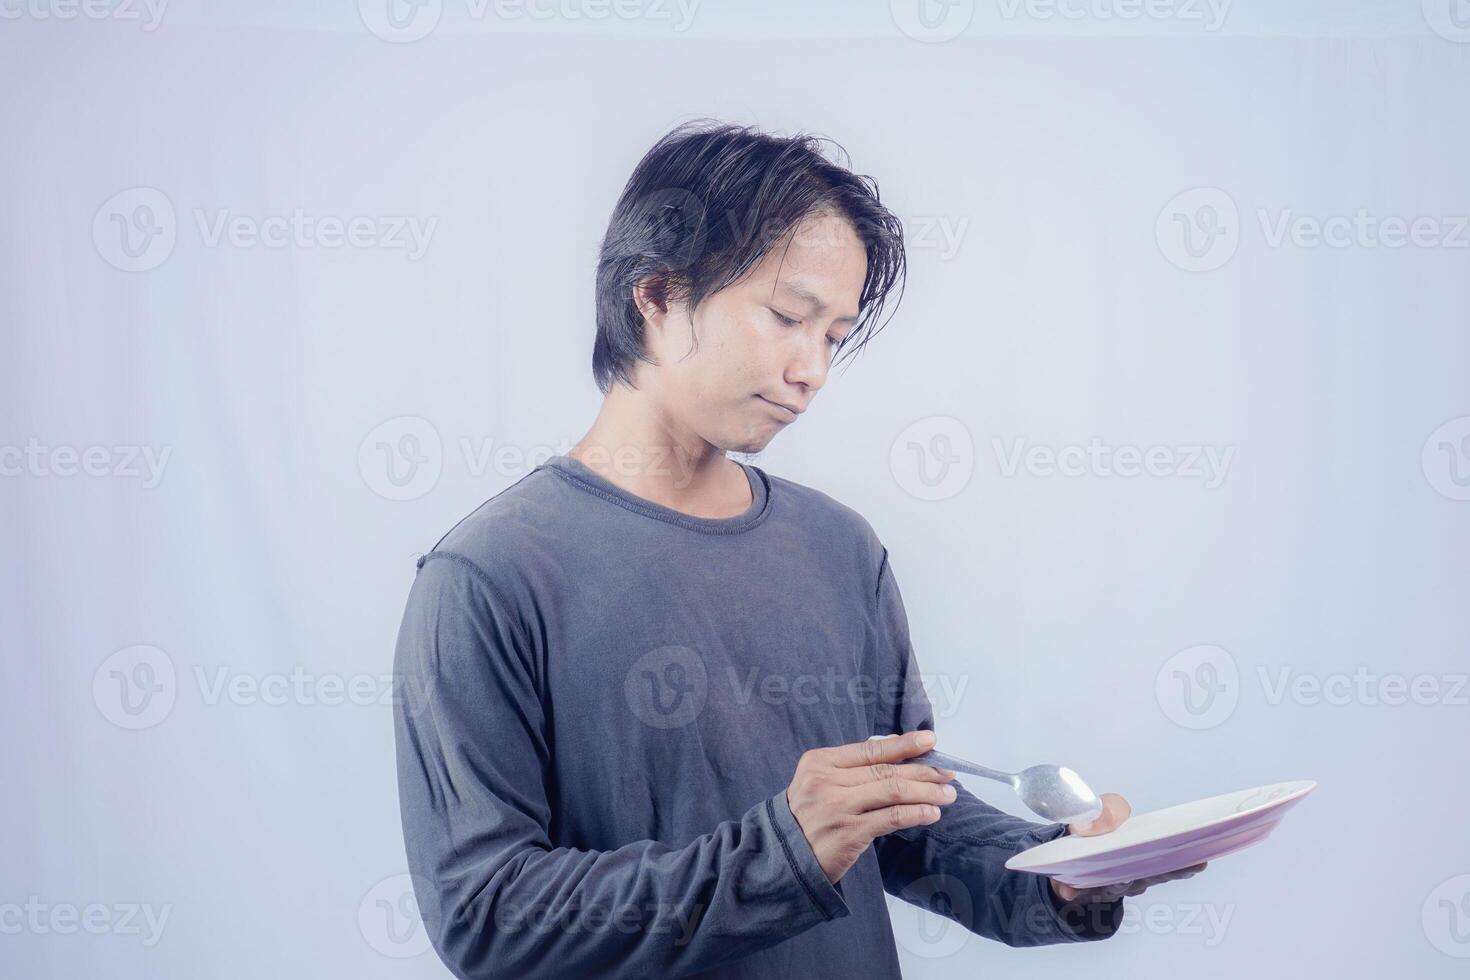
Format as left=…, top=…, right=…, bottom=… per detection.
left=910, top=749, right=1015, bottom=785
left=865, top=736, right=1014, bottom=785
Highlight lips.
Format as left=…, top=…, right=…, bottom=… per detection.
left=757, top=395, right=803, bottom=422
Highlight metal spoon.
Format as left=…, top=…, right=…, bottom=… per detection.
left=867, top=734, right=1104, bottom=826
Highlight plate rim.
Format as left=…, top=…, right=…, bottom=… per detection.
left=1005, top=778, right=1317, bottom=872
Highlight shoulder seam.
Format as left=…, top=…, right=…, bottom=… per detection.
left=875, top=546, right=890, bottom=602
left=418, top=550, right=500, bottom=595
left=416, top=551, right=540, bottom=678
left=425, top=466, right=552, bottom=555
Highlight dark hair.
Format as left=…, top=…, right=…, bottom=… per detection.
left=592, top=119, right=907, bottom=393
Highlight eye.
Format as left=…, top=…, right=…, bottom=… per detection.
left=768, top=308, right=800, bottom=327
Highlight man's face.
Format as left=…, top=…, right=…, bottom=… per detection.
left=638, top=209, right=868, bottom=455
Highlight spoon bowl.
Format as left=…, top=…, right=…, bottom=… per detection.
left=867, top=735, right=1104, bottom=827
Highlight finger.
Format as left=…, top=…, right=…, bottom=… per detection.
left=1094, top=863, right=1210, bottom=902
left=859, top=802, right=943, bottom=837
left=834, top=761, right=958, bottom=786
left=848, top=774, right=959, bottom=814
left=1138, top=863, right=1208, bottom=886
left=829, top=730, right=937, bottom=769
left=1077, top=884, right=1129, bottom=903
left=1068, top=792, right=1132, bottom=837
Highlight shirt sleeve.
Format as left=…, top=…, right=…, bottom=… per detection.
left=392, top=551, right=849, bottom=980
left=866, top=546, right=1123, bottom=946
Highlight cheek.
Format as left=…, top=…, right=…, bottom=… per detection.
left=692, top=311, right=764, bottom=387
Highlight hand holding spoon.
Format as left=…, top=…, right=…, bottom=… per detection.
left=866, top=734, right=1104, bottom=826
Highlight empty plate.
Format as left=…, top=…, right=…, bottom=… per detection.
left=1005, top=779, right=1316, bottom=888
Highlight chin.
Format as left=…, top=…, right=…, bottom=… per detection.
left=721, top=431, right=774, bottom=455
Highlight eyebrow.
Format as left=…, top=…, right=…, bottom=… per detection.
left=776, top=282, right=859, bottom=327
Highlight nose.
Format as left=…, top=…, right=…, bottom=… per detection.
left=784, top=333, right=831, bottom=394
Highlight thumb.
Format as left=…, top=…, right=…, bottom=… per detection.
left=1068, top=792, right=1131, bottom=837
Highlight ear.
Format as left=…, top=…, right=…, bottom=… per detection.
left=632, top=275, right=670, bottom=333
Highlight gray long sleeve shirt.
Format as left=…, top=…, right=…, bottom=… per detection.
left=392, top=453, right=1119, bottom=979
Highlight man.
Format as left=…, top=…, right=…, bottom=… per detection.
left=393, top=120, right=1204, bottom=979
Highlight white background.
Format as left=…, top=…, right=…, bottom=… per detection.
left=3, top=1, right=1468, bottom=977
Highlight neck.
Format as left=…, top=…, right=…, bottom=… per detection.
left=568, top=383, right=751, bottom=518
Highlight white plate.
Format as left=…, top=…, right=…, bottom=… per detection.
left=1005, top=779, right=1316, bottom=888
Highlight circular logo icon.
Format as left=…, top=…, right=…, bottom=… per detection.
left=1423, top=873, right=1470, bottom=958
left=1422, top=416, right=1470, bottom=501
left=359, top=872, right=435, bottom=957
left=1155, top=187, right=1240, bottom=272
left=93, top=644, right=177, bottom=729
left=358, top=0, right=442, bottom=42
left=1423, top=0, right=1470, bottom=43
left=624, top=645, right=707, bottom=729
left=889, top=416, right=974, bottom=502
left=359, top=415, right=443, bottom=501
left=889, top=0, right=976, bottom=43
left=1155, top=644, right=1239, bottom=730
left=93, top=187, right=177, bottom=272
left=887, top=874, right=973, bottom=959
left=610, top=187, right=709, bottom=269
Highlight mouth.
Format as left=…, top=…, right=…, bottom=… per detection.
left=756, top=395, right=803, bottom=423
